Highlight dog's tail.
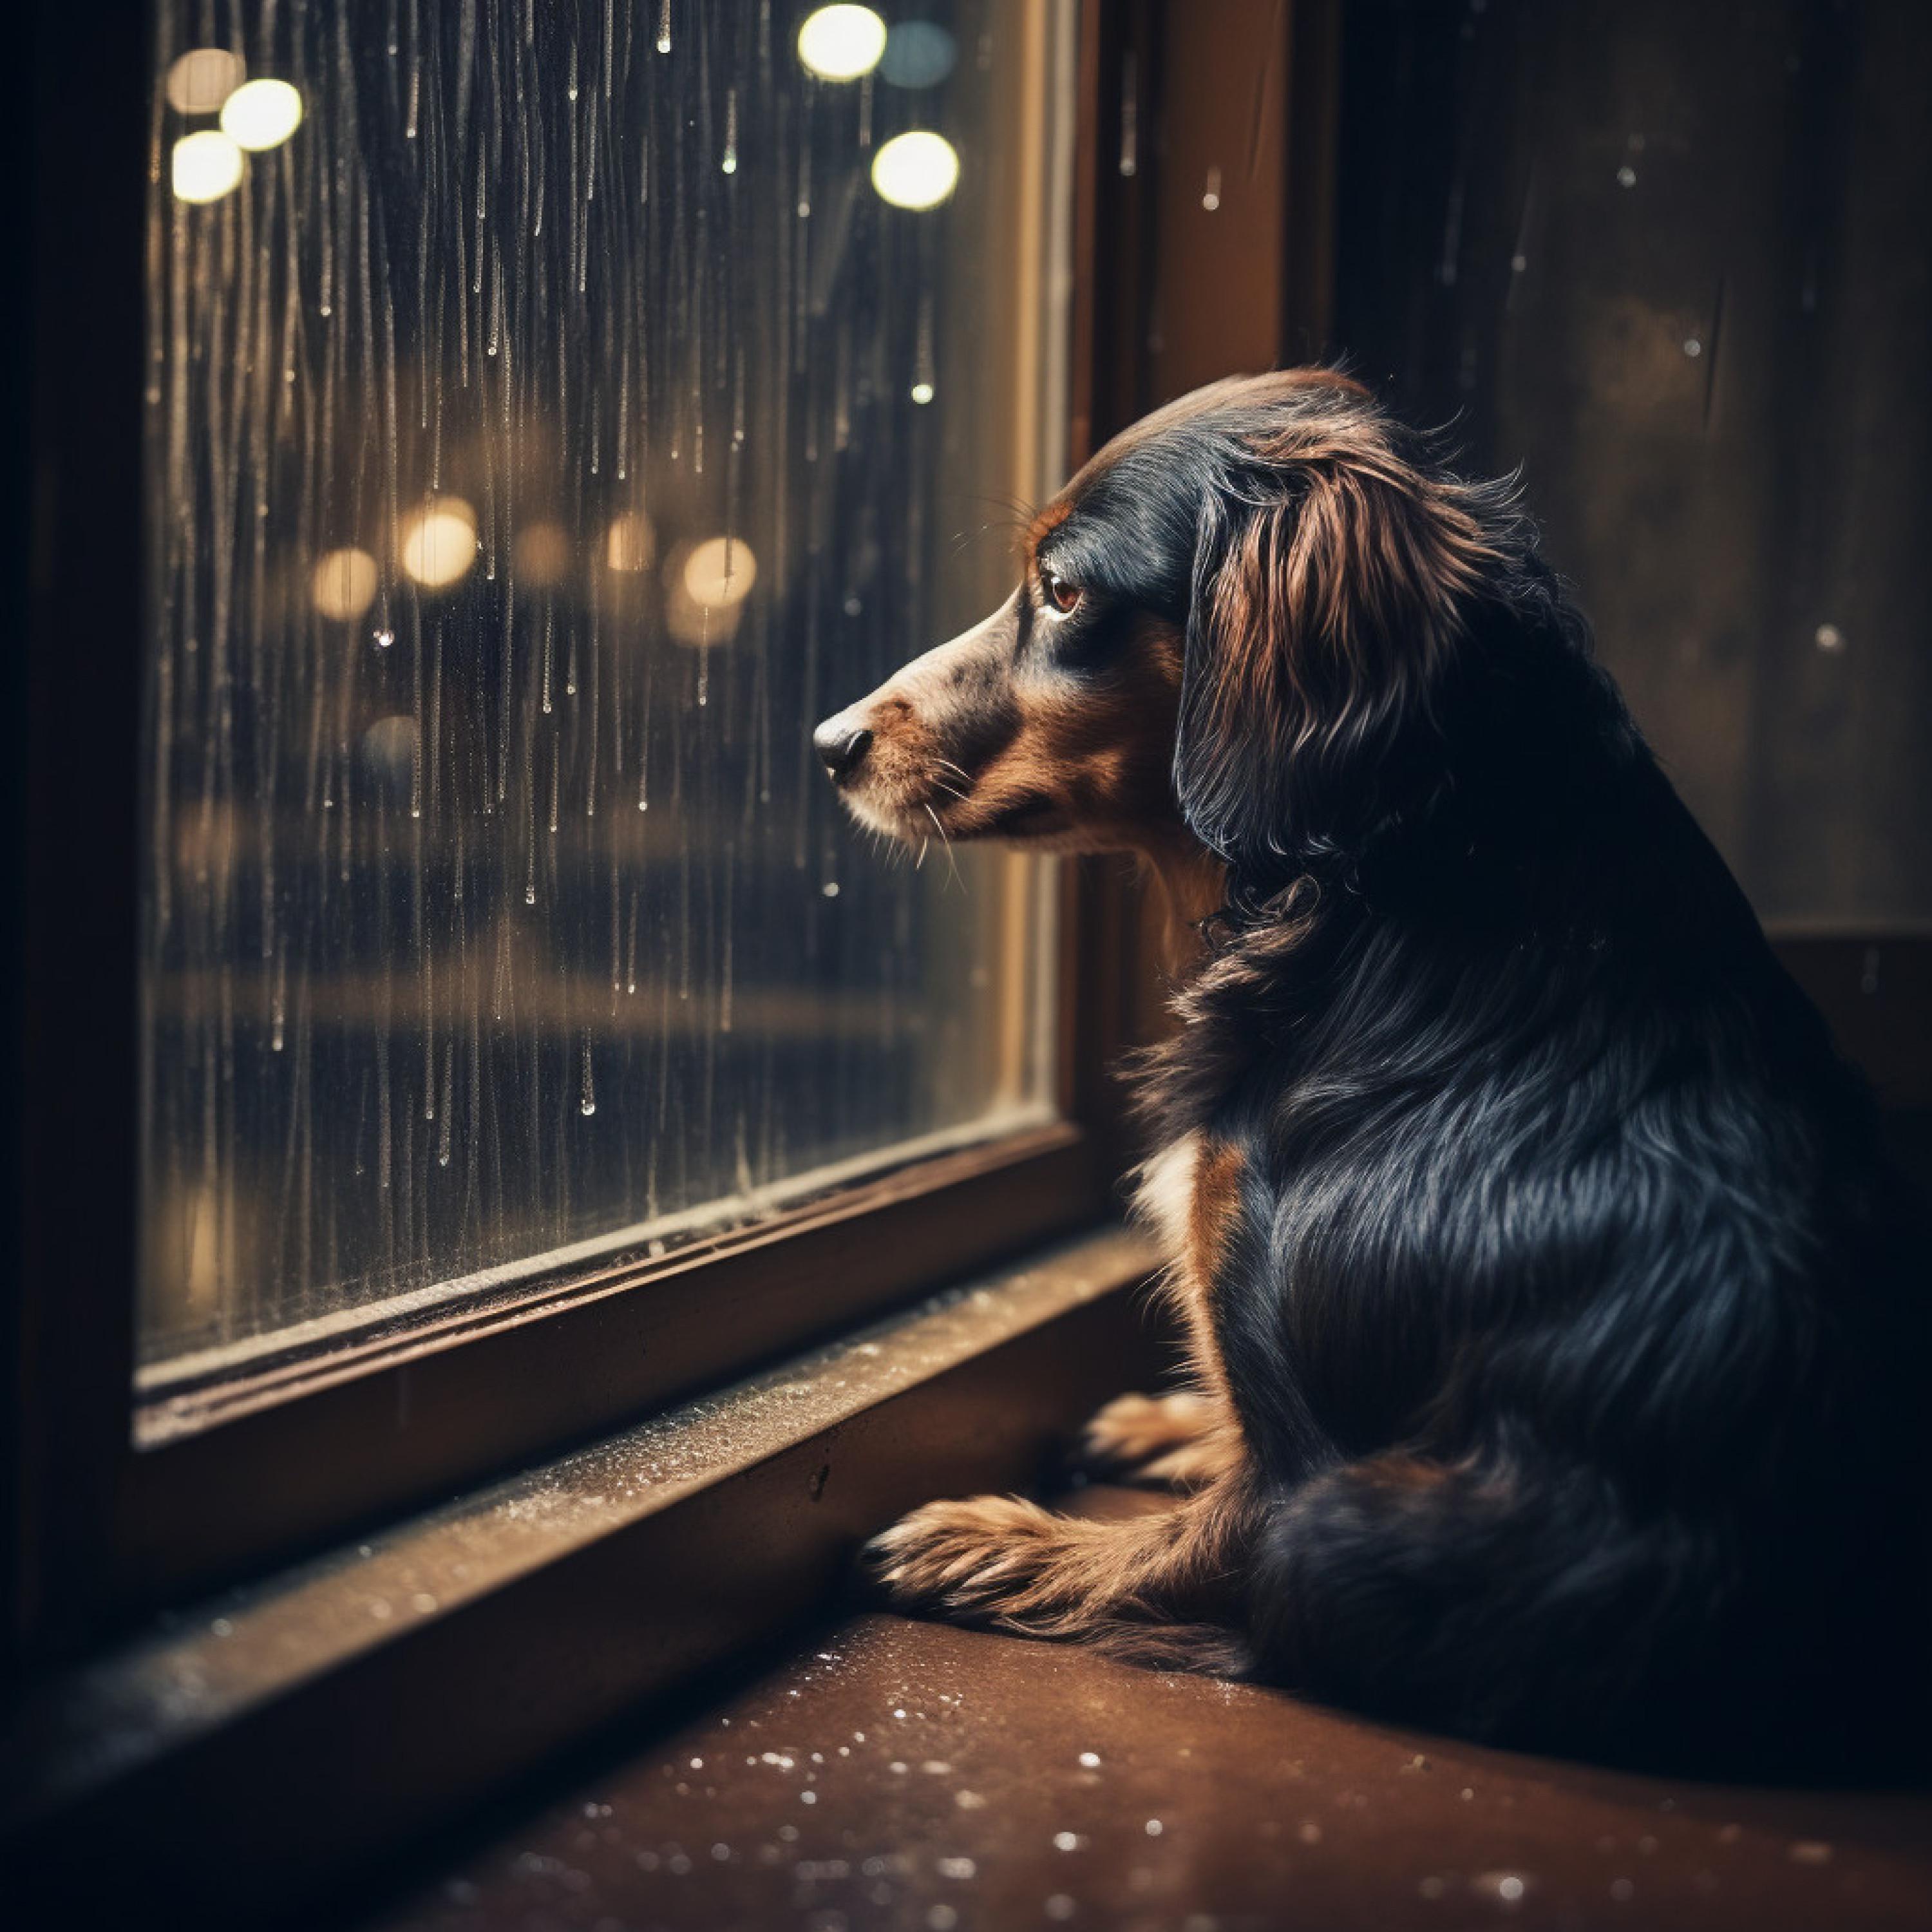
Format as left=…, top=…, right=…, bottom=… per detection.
left=1239, top=1446, right=1913, bottom=1776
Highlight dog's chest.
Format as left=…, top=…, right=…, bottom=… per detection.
left=1133, top=1132, right=1203, bottom=1265
left=1134, top=1130, right=1247, bottom=1292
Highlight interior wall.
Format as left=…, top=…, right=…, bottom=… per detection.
left=1329, top=0, right=1932, bottom=929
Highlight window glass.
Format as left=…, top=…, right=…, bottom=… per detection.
left=140, top=0, right=1067, bottom=1385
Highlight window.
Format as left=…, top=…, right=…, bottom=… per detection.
left=139, top=1, right=1073, bottom=1405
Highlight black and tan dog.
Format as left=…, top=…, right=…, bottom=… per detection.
left=813, top=370, right=1925, bottom=1774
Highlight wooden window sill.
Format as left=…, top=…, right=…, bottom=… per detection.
left=1, top=1225, right=1163, bottom=1914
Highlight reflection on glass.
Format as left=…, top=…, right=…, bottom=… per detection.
left=399, top=497, right=479, bottom=590
left=171, top=128, right=243, bottom=202
left=166, top=46, right=245, bottom=115
left=796, top=7, right=889, bottom=82
left=604, top=512, right=658, bottom=576
left=141, top=0, right=1066, bottom=1383
left=871, top=130, right=962, bottom=210
left=219, top=76, right=304, bottom=151
left=882, top=24, right=960, bottom=90
left=311, top=547, right=379, bottom=622
left=682, top=536, right=758, bottom=611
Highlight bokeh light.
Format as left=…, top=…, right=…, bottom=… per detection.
left=665, top=538, right=760, bottom=646
left=514, top=521, right=573, bottom=585
left=796, top=6, right=888, bottom=82
left=880, top=23, right=957, bottom=89
left=870, top=131, right=960, bottom=211
left=357, top=715, right=419, bottom=797
left=400, top=497, right=478, bottom=588
left=220, top=78, right=305, bottom=152
left=682, top=536, right=759, bottom=608
left=310, top=547, right=379, bottom=621
left=171, top=131, right=245, bottom=204
left=166, top=48, right=245, bottom=115
left=605, top=511, right=657, bottom=574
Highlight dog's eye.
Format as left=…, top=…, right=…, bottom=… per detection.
left=1042, top=570, right=1083, bottom=618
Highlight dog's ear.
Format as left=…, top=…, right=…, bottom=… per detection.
left=1174, top=436, right=1493, bottom=884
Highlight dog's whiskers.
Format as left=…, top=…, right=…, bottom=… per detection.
left=923, top=803, right=964, bottom=892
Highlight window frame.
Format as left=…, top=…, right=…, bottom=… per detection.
left=9, top=0, right=1136, bottom=1663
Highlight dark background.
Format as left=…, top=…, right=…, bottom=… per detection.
left=1329, top=0, right=1932, bottom=932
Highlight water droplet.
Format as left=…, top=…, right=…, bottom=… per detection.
left=1616, top=166, right=1637, bottom=188
left=374, top=628, right=395, bottom=649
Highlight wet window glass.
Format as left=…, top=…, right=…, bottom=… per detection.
left=140, top=1, right=1068, bottom=1390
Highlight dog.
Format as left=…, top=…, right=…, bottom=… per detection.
left=813, top=370, right=1925, bottom=1774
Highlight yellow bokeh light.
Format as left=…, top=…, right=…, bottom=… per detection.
left=515, top=521, right=573, bottom=585
left=401, top=497, right=478, bottom=589
left=870, top=131, right=960, bottom=211
left=166, top=47, right=245, bottom=115
left=796, top=6, right=887, bottom=82
left=311, top=547, right=379, bottom=621
left=682, top=536, right=758, bottom=609
left=910, top=381, right=935, bottom=406
left=171, top=130, right=245, bottom=204
left=220, top=77, right=305, bottom=152
left=605, top=511, right=657, bottom=574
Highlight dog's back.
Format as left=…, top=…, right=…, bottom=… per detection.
left=1169, top=580, right=1926, bottom=1773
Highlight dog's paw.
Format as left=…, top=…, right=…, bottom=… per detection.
left=863, top=1494, right=1061, bottom=1620
left=1075, top=1390, right=1217, bottom=1484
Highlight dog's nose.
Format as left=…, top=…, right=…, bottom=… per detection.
left=813, top=717, right=873, bottom=780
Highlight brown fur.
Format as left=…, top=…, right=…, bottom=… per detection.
left=864, top=1477, right=1262, bottom=1672
left=1078, top=1390, right=1240, bottom=1491
left=957, top=620, right=1184, bottom=847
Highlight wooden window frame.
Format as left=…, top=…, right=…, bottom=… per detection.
left=6, top=0, right=1369, bottom=1688
left=7, top=0, right=1170, bottom=1668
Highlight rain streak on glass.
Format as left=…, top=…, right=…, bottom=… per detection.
left=140, top=0, right=1063, bottom=1380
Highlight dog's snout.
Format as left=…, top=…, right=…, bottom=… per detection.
left=813, top=717, right=873, bottom=781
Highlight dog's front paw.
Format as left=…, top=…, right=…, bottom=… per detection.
left=1075, top=1390, right=1217, bottom=1483
left=863, top=1494, right=1061, bottom=1620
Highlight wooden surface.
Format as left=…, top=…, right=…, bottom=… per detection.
left=359, top=1593, right=1932, bottom=1932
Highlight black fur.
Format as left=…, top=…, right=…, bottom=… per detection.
left=1102, top=378, right=1927, bottom=1774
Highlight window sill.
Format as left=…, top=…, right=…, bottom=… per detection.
left=3, top=1224, right=1162, bottom=1913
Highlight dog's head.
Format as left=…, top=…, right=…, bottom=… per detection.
left=814, top=369, right=1524, bottom=895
